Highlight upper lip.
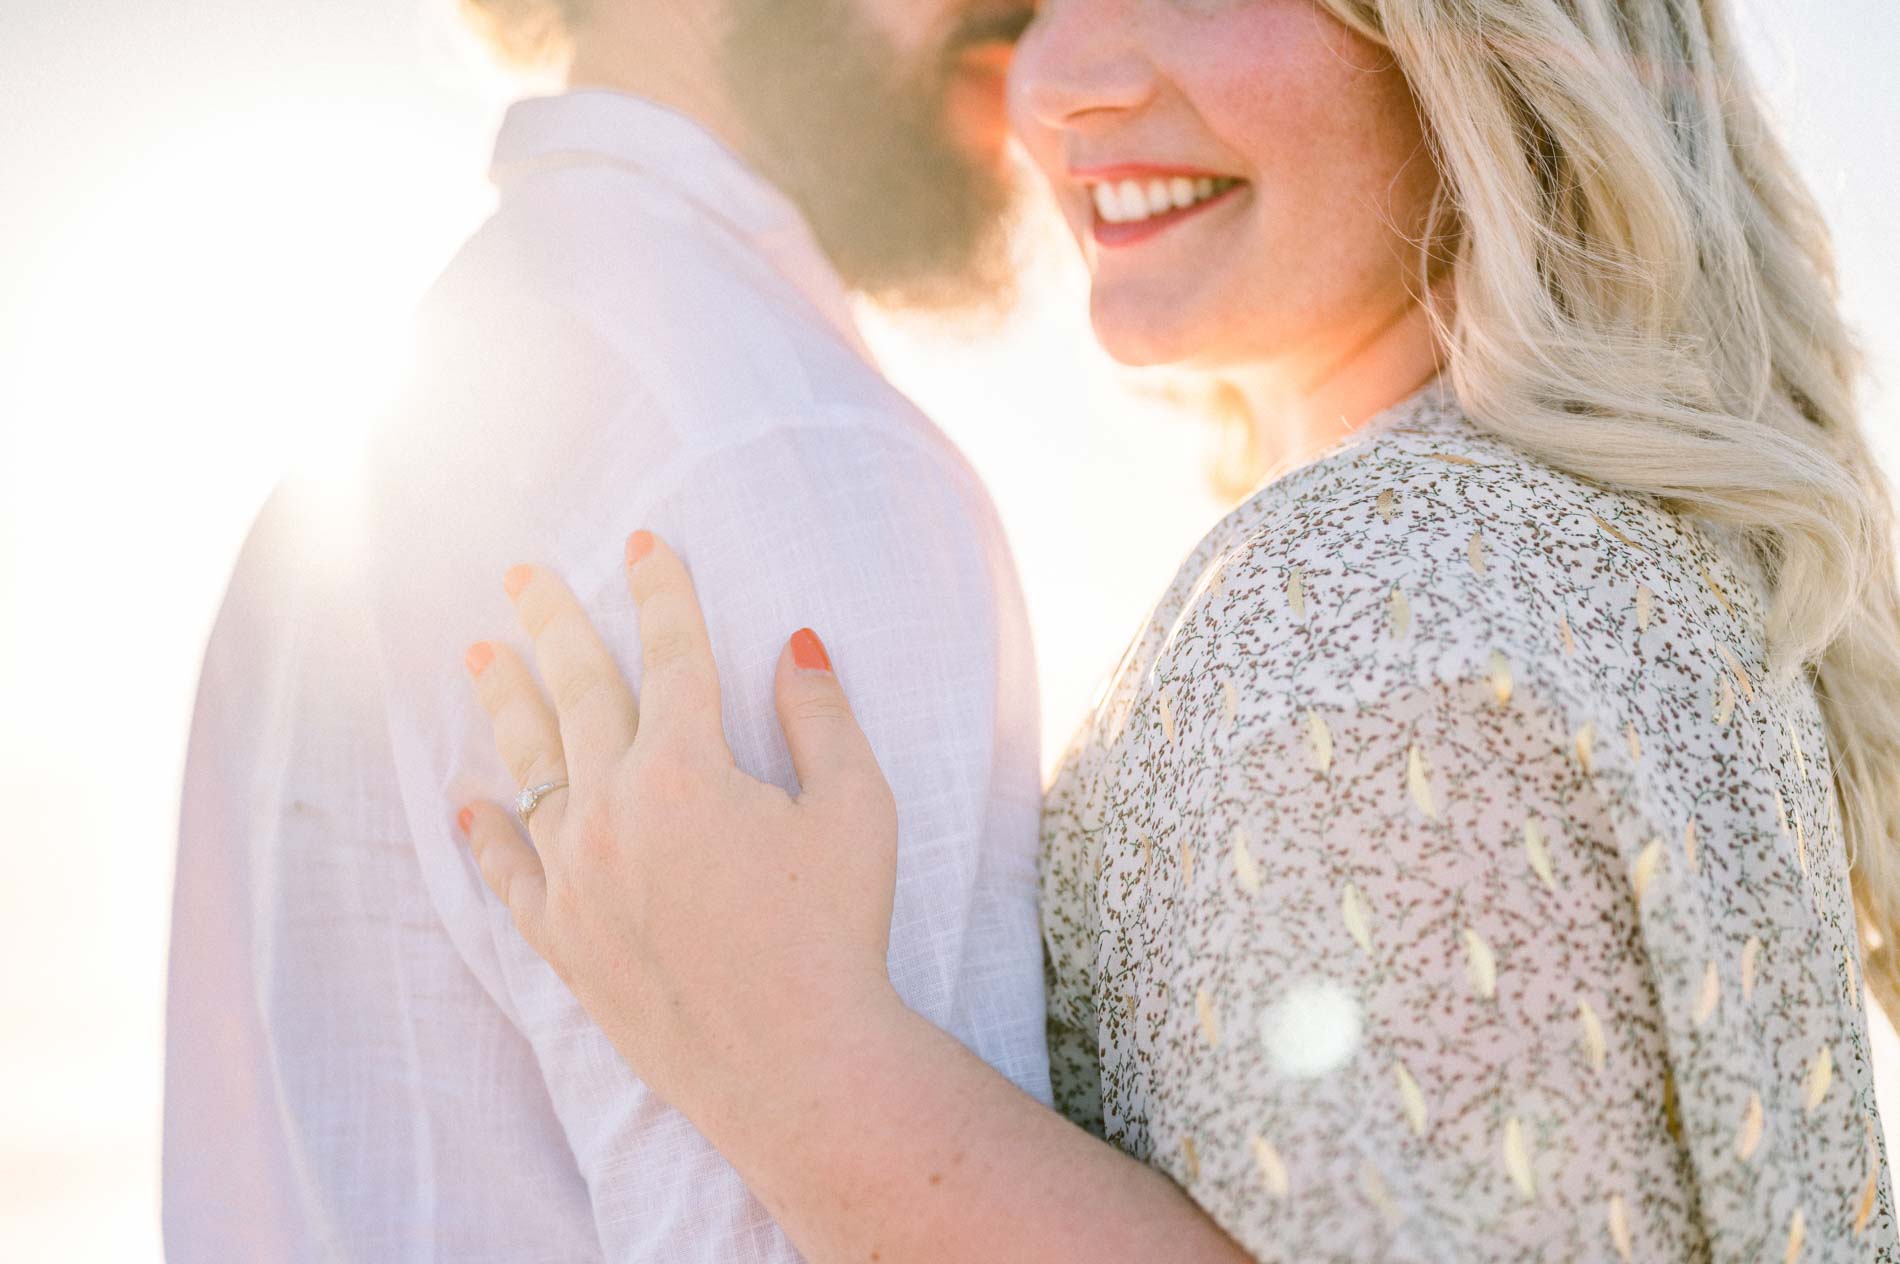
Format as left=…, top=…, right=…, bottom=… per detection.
left=1068, top=162, right=1245, bottom=185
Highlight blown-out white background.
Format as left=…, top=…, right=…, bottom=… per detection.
left=2, top=1, right=1896, bottom=1257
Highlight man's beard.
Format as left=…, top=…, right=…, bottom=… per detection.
left=718, top=0, right=1020, bottom=313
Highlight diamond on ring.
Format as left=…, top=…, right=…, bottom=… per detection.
left=515, top=779, right=569, bottom=824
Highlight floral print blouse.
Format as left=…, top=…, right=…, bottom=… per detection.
left=1040, top=377, right=1896, bottom=1261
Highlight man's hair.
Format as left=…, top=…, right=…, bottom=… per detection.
left=459, top=0, right=584, bottom=68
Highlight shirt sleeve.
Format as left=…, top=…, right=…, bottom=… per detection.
left=1151, top=673, right=1699, bottom=1262
left=357, top=307, right=1048, bottom=1259
left=164, top=478, right=604, bottom=1263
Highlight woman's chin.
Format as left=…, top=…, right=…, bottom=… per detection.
left=1087, top=302, right=1201, bottom=368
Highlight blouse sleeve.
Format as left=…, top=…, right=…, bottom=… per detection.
left=1141, top=672, right=1694, bottom=1261
left=1043, top=433, right=1892, bottom=1260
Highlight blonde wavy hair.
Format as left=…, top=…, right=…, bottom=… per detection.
left=1307, top=0, right=1900, bottom=1011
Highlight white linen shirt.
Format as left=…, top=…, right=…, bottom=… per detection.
left=163, top=90, right=1051, bottom=1263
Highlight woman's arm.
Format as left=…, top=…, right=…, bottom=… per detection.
left=457, top=532, right=1252, bottom=1263
left=687, top=990, right=1246, bottom=1263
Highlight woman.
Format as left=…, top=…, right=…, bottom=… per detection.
left=453, top=0, right=1900, bottom=1257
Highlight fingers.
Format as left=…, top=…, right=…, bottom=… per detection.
left=773, top=628, right=889, bottom=808
left=502, top=565, right=639, bottom=790
left=465, top=639, right=570, bottom=844
left=459, top=802, right=549, bottom=949
left=624, top=532, right=727, bottom=753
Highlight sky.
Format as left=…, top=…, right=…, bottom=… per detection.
left=1, top=1, right=1897, bottom=1258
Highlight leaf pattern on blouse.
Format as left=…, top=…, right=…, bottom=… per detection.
left=1039, top=379, right=1897, bottom=1262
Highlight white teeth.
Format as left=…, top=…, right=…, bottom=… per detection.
left=1089, top=175, right=1238, bottom=227
left=1116, top=179, right=1145, bottom=218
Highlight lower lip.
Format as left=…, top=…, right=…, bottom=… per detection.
left=1091, top=183, right=1246, bottom=250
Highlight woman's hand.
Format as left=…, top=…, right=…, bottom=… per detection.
left=458, top=530, right=902, bottom=1118
left=457, top=531, right=1251, bottom=1264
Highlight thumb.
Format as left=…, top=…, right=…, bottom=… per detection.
left=774, top=628, right=886, bottom=806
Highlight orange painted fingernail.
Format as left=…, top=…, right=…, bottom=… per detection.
left=504, top=565, right=533, bottom=598
left=464, top=642, right=495, bottom=677
left=457, top=806, right=474, bottom=836
left=626, top=531, right=655, bottom=566
left=790, top=627, right=832, bottom=673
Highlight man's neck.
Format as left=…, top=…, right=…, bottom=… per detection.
left=564, top=11, right=753, bottom=169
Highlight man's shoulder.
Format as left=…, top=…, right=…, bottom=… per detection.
left=370, top=169, right=985, bottom=539
left=193, top=469, right=380, bottom=724
left=418, top=171, right=907, bottom=439
left=348, top=165, right=1000, bottom=633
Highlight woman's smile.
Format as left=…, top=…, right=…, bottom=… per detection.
left=1010, top=0, right=1440, bottom=367
left=1077, top=165, right=1251, bottom=249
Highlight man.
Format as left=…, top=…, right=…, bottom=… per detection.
left=163, top=1, right=1046, bottom=1258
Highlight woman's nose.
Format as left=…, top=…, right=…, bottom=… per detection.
left=1009, top=1, right=1157, bottom=132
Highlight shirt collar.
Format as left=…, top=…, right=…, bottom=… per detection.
left=489, top=89, right=868, bottom=355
